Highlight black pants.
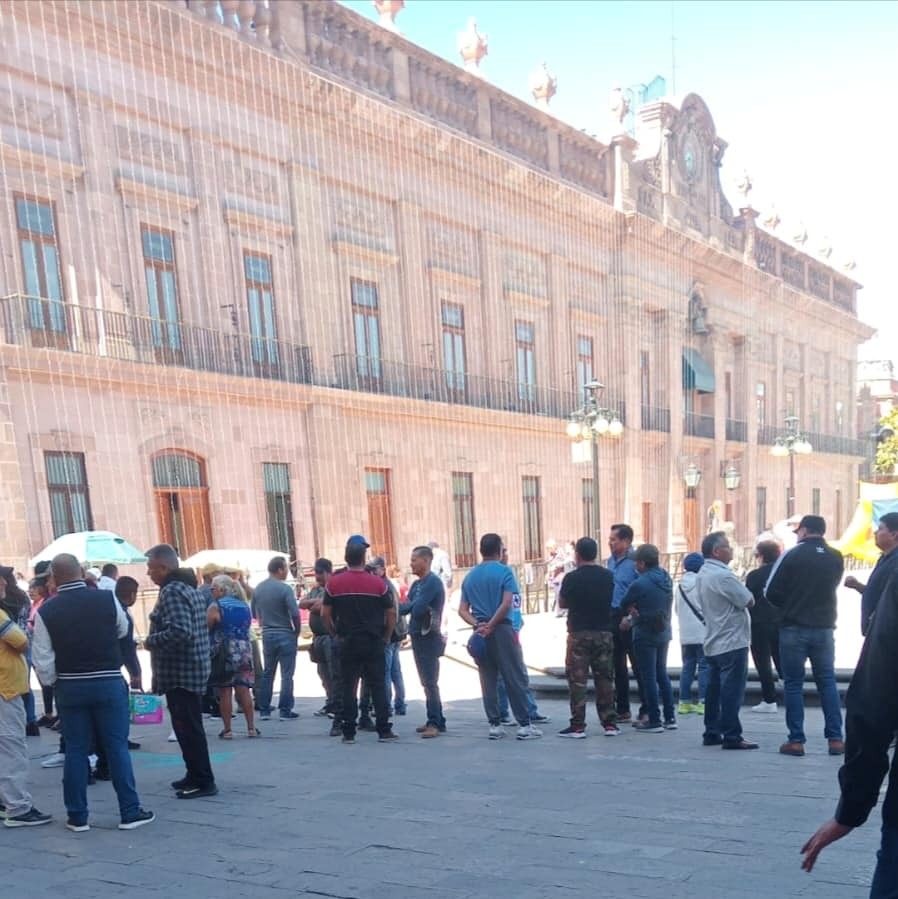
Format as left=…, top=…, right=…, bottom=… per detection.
left=612, top=616, right=646, bottom=716
left=750, top=620, right=782, bottom=705
left=166, top=689, right=215, bottom=788
left=340, top=634, right=390, bottom=737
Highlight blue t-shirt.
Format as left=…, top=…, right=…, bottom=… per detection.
left=461, top=561, right=519, bottom=622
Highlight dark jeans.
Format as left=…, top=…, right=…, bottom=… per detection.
left=476, top=621, right=531, bottom=726
left=340, top=633, right=391, bottom=737
left=166, top=688, right=215, bottom=789
left=872, top=825, right=898, bottom=899
left=384, top=642, right=406, bottom=713
left=411, top=632, right=445, bottom=729
left=680, top=642, right=709, bottom=704
left=612, top=614, right=646, bottom=716
left=633, top=635, right=675, bottom=726
left=257, top=630, right=298, bottom=714
left=779, top=626, right=842, bottom=743
left=750, top=620, right=781, bottom=705
left=704, top=647, right=749, bottom=745
left=55, top=677, right=141, bottom=825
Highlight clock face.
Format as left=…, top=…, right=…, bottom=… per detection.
left=681, top=135, right=701, bottom=181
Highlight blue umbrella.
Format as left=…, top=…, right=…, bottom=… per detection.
left=29, top=531, right=147, bottom=567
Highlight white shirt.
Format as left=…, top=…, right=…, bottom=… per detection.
left=97, top=575, right=118, bottom=592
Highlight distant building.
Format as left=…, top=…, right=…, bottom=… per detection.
left=857, top=360, right=898, bottom=435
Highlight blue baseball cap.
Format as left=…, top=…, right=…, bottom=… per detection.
left=346, top=534, right=370, bottom=548
left=683, top=552, right=705, bottom=573
left=466, top=632, right=488, bottom=664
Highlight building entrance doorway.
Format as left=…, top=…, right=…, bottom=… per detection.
left=152, top=451, right=212, bottom=557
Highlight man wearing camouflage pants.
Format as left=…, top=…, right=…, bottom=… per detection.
left=557, top=537, right=619, bottom=738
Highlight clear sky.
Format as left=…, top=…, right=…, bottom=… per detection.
left=340, top=0, right=898, bottom=360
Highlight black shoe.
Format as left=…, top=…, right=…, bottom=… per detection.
left=329, top=723, right=342, bottom=737
left=127, top=740, right=141, bottom=751
left=119, top=809, right=155, bottom=830
left=703, top=735, right=724, bottom=746
left=358, top=718, right=376, bottom=732
left=4, top=807, right=52, bottom=828
left=722, top=740, right=759, bottom=750
left=93, top=767, right=111, bottom=782
left=171, top=776, right=196, bottom=791
left=378, top=731, right=399, bottom=743
left=25, top=722, right=40, bottom=737
left=314, top=706, right=330, bottom=717
left=279, top=711, right=299, bottom=720
left=176, top=784, right=218, bottom=800
left=36, top=715, right=55, bottom=728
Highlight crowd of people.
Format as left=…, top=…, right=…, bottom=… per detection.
left=1, top=515, right=897, bottom=897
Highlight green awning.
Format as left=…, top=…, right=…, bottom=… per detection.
left=682, top=347, right=715, bottom=394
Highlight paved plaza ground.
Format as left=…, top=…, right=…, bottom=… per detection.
left=9, top=625, right=883, bottom=899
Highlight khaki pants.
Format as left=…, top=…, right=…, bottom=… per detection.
left=0, top=695, right=32, bottom=818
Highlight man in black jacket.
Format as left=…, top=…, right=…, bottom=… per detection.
left=765, top=515, right=844, bottom=758
left=844, top=512, right=898, bottom=636
left=800, top=566, right=898, bottom=896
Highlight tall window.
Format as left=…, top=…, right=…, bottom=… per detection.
left=141, top=226, right=181, bottom=352
left=351, top=279, right=381, bottom=381
left=576, top=335, right=594, bottom=402
left=756, top=382, right=767, bottom=430
left=515, top=321, right=536, bottom=402
left=756, top=486, right=767, bottom=534
left=245, top=253, right=278, bottom=368
left=640, top=350, right=651, bottom=408
left=784, top=388, right=796, bottom=418
left=16, top=196, right=66, bottom=340
left=451, top=472, right=476, bottom=568
left=45, top=452, right=93, bottom=538
left=522, top=475, right=542, bottom=561
left=442, top=302, right=466, bottom=395
left=812, top=487, right=821, bottom=516
left=263, top=463, right=296, bottom=561
left=582, top=478, right=595, bottom=538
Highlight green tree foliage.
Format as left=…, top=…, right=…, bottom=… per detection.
left=874, top=408, right=898, bottom=474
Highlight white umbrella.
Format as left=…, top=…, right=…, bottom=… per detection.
left=29, top=530, right=147, bottom=567
left=181, top=549, right=290, bottom=586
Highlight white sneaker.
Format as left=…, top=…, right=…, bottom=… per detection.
left=488, top=725, right=506, bottom=740
left=167, top=730, right=178, bottom=742
left=516, top=724, right=543, bottom=741
left=41, top=753, right=65, bottom=769
left=751, top=701, right=778, bottom=714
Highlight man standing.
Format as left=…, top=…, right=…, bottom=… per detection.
left=400, top=545, right=446, bottom=738
left=97, top=564, right=118, bottom=593
left=144, top=544, right=216, bottom=799
left=745, top=540, right=783, bottom=713
left=844, top=511, right=898, bottom=636
left=32, top=554, right=153, bottom=830
left=766, top=515, right=845, bottom=758
left=301, top=558, right=341, bottom=731
left=322, top=536, right=397, bottom=744
left=428, top=540, right=453, bottom=595
left=253, top=556, right=300, bottom=721
left=0, top=576, right=51, bottom=828
left=557, top=537, right=617, bottom=738
left=800, top=572, right=898, bottom=894
left=459, top=533, right=541, bottom=740
left=695, top=531, right=758, bottom=750
left=607, top=524, right=643, bottom=723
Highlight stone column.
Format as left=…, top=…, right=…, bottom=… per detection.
left=610, top=134, right=638, bottom=214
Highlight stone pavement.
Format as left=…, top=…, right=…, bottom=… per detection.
left=9, top=649, right=882, bottom=899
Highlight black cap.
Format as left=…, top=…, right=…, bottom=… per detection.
left=795, top=514, right=826, bottom=535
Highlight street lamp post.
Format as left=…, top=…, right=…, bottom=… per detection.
left=771, top=415, right=812, bottom=518
left=565, top=380, right=624, bottom=539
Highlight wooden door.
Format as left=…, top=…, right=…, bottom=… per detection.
left=365, top=468, right=394, bottom=565
left=154, top=488, right=212, bottom=558
left=642, top=501, right=653, bottom=546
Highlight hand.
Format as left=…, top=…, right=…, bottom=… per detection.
left=844, top=576, right=862, bottom=592
left=476, top=622, right=493, bottom=637
left=800, top=819, right=853, bottom=872
left=619, top=617, right=632, bottom=632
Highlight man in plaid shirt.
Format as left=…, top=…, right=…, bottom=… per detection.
left=144, top=545, right=217, bottom=799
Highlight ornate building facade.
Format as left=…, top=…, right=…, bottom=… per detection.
left=0, top=0, right=873, bottom=571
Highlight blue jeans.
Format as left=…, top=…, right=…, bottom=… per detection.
left=258, top=630, right=298, bottom=714
left=411, top=632, right=445, bottom=729
left=633, top=635, right=675, bottom=726
left=871, top=825, right=898, bottom=899
left=680, top=643, right=709, bottom=704
left=779, top=626, right=842, bottom=743
left=704, top=647, right=749, bottom=744
left=384, top=642, right=406, bottom=713
left=54, top=677, right=141, bottom=825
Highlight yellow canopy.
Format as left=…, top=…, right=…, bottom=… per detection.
left=832, top=481, right=898, bottom=562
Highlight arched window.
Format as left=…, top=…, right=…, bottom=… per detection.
left=152, top=452, right=206, bottom=489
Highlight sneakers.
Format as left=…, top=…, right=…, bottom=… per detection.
left=663, top=719, right=678, bottom=730
left=313, top=706, right=330, bottom=717
left=279, top=711, right=299, bottom=720
left=530, top=714, right=551, bottom=724
left=167, top=731, right=178, bottom=743
left=516, top=725, right=543, bottom=740
left=341, top=735, right=356, bottom=744
left=828, top=739, right=845, bottom=756
left=631, top=715, right=649, bottom=727
left=175, top=784, right=218, bottom=799
left=751, top=701, right=778, bottom=714
left=677, top=703, right=694, bottom=715
left=41, top=752, right=65, bottom=768
left=603, top=724, right=622, bottom=737
left=693, top=702, right=705, bottom=715
left=171, top=777, right=195, bottom=790
left=4, top=807, right=52, bottom=828
left=36, top=714, right=56, bottom=728
left=420, top=725, right=441, bottom=739
left=557, top=725, right=586, bottom=739
left=25, top=722, right=41, bottom=737
left=722, top=740, right=759, bottom=750
left=119, top=809, right=155, bottom=830
left=499, top=716, right=516, bottom=727
left=488, top=724, right=506, bottom=740
left=65, top=819, right=90, bottom=833
left=378, top=731, right=399, bottom=743
left=357, top=718, right=376, bottom=732
left=329, top=723, right=342, bottom=737
left=258, top=712, right=271, bottom=721
left=633, top=722, right=664, bottom=734
left=779, top=741, right=805, bottom=757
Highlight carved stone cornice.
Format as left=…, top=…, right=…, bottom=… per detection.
left=0, top=143, right=84, bottom=182
left=115, top=175, right=197, bottom=213
left=223, top=207, right=293, bottom=240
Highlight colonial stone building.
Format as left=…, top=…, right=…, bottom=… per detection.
left=0, top=0, right=873, bottom=572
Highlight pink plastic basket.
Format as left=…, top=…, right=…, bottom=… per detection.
left=130, top=693, right=164, bottom=725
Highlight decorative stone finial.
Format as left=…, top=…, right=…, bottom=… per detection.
left=843, top=257, right=857, bottom=272
left=735, top=170, right=752, bottom=203
left=761, top=205, right=780, bottom=231
left=457, top=18, right=488, bottom=76
left=818, top=236, right=832, bottom=259
left=373, top=0, right=404, bottom=34
left=608, top=83, right=629, bottom=136
left=792, top=221, right=808, bottom=247
left=529, top=62, right=557, bottom=109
